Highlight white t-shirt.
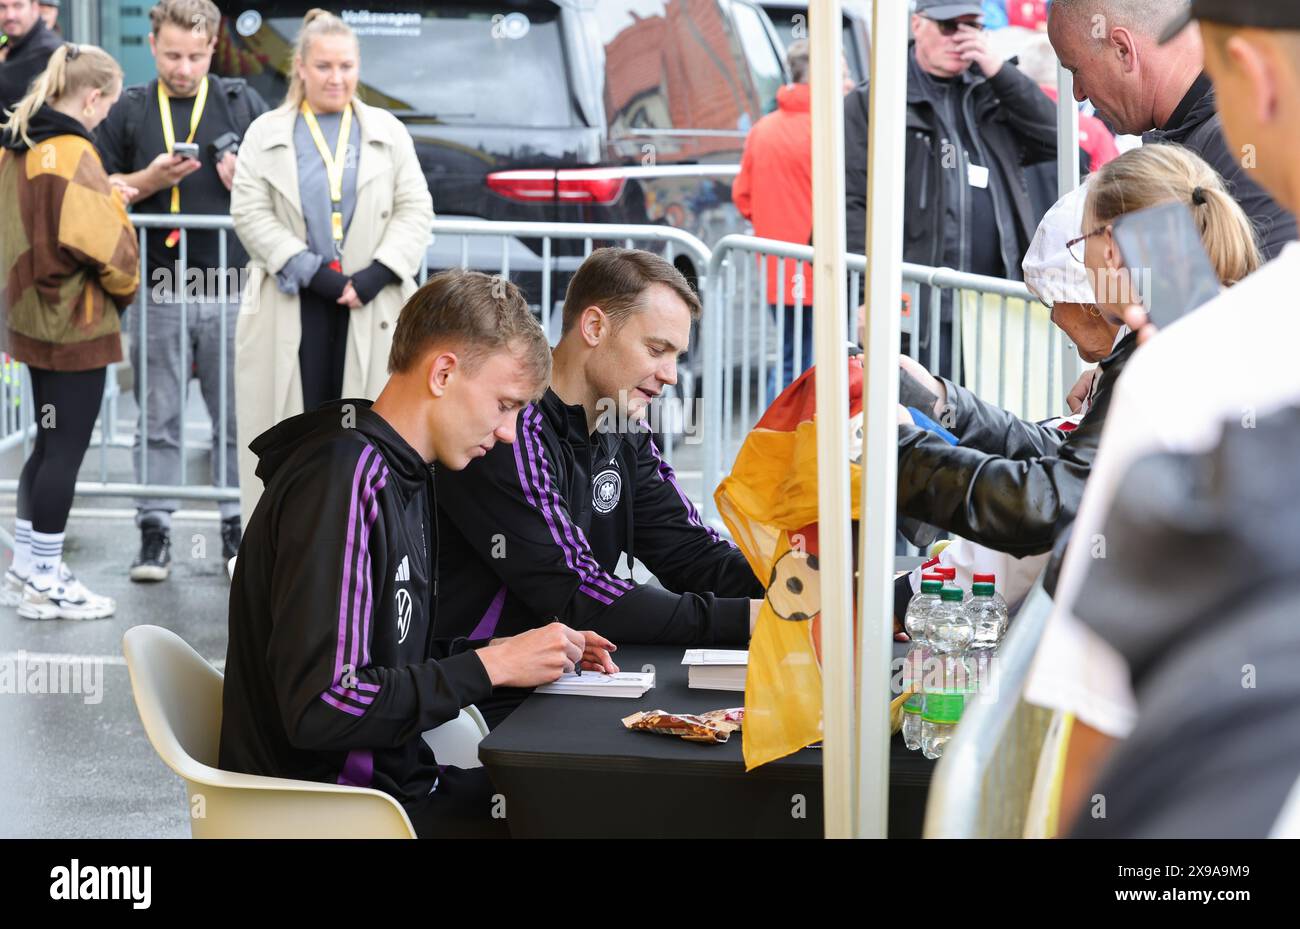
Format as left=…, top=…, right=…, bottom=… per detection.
left=1024, top=243, right=1300, bottom=737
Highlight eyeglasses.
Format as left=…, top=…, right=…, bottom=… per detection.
left=928, top=17, right=985, bottom=36
left=1066, top=226, right=1109, bottom=263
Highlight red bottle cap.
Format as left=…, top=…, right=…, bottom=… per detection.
left=973, top=573, right=996, bottom=584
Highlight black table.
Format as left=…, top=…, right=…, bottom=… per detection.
left=478, top=644, right=935, bottom=838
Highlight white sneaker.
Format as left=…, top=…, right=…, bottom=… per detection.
left=1, top=566, right=26, bottom=608
left=17, top=565, right=115, bottom=620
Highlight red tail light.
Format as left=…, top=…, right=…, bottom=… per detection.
left=485, top=169, right=556, bottom=201
left=486, top=168, right=626, bottom=205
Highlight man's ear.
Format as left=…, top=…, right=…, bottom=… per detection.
left=1112, top=27, right=1138, bottom=73
left=426, top=351, right=458, bottom=398
left=579, top=305, right=608, bottom=347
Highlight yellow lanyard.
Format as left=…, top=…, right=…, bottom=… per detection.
left=300, top=100, right=352, bottom=257
left=158, top=76, right=208, bottom=215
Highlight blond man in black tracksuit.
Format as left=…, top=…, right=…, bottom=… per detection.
left=219, top=271, right=615, bottom=838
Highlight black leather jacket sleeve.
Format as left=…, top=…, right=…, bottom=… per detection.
left=939, top=376, right=1067, bottom=461
left=896, top=333, right=1138, bottom=557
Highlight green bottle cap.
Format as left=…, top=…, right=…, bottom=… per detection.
left=920, top=580, right=943, bottom=594
left=939, top=587, right=964, bottom=602
left=972, top=583, right=995, bottom=596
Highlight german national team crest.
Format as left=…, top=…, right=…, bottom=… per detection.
left=592, top=468, right=622, bottom=515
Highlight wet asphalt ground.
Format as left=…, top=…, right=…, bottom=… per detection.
left=0, top=370, right=704, bottom=837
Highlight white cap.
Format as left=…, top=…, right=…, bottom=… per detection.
left=1022, top=181, right=1094, bottom=307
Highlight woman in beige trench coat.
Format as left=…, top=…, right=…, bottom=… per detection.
left=230, top=9, right=433, bottom=522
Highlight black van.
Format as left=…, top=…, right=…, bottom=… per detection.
left=213, top=1, right=790, bottom=306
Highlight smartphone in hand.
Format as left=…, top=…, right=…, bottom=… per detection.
left=171, top=142, right=201, bottom=161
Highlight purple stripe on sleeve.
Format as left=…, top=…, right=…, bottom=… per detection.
left=649, top=435, right=722, bottom=542
left=357, top=467, right=389, bottom=667
left=335, top=445, right=376, bottom=684
left=519, top=408, right=587, bottom=578
left=578, top=584, right=615, bottom=605
left=330, top=684, right=377, bottom=705
left=320, top=692, right=366, bottom=717
left=348, top=453, right=384, bottom=680
left=524, top=408, right=633, bottom=598
left=470, top=584, right=508, bottom=639
left=511, top=405, right=631, bottom=606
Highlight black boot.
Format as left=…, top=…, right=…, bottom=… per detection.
left=130, top=524, right=172, bottom=582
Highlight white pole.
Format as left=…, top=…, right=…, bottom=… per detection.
left=809, top=0, right=855, bottom=840
left=853, top=0, right=908, bottom=839
left=1056, top=66, right=1084, bottom=401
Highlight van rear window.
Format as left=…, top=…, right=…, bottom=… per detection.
left=217, top=3, right=578, bottom=127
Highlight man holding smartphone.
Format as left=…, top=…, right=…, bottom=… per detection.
left=96, top=0, right=268, bottom=582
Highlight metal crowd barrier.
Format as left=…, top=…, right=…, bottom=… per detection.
left=700, top=235, right=1076, bottom=525
left=922, top=577, right=1056, bottom=838
left=0, top=215, right=715, bottom=506
left=2, top=217, right=1076, bottom=527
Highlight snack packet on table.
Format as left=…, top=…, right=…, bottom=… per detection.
left=622, top=708, right=744, bottom=743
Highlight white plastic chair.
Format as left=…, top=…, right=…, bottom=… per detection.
left=123, top=624, right=416, bottom=838
left=423, top=705, right=490, bottom=770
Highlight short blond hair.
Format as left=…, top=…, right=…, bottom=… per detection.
left=388, top=271, right=551, bottom=392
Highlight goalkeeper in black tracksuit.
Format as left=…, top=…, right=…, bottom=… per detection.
left=218, top=271, right=614, bottom=838
left=435, top=248, right=765, bottom=726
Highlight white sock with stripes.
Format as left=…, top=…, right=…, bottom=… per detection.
left=29, top=530, right=64, bottom=586
left=11, top=518, right=32, bottom=577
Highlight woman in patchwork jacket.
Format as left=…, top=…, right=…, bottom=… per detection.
left=0, top=42, right=140, bottom=620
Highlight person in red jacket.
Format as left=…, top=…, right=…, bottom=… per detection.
left=731, top=39, right=819, bottom=402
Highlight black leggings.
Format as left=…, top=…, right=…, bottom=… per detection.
left=17, top=366, right=106, bottom=535
left=298, top=292, right=349, bottom=411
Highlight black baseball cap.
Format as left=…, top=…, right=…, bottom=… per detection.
left=914, top=0, right=985, bottom=22
left=1160, top=0, right=1300, bottom=45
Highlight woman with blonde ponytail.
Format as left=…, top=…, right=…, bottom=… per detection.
left=0, top=43, right=140, bottom=620
left=892, top=143, right=1262, bottom=588
left=230, top=8, right=433, bottom=522
left=1080, top=143, right=1263, bottom=306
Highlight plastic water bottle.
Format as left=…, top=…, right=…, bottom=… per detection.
left=967, top=580, right=1006, bottom=652
left=901, top=577, right=943, bottom=751
left=922, top=587, right=973, bottom=760
left=965, top=579, right=1006, bottom=702
left=973, top=573, right=1010, bottom=639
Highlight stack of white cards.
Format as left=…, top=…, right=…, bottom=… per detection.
left=535, top=670, right=655, bottom=698
left=682, top=649, right=748, bottom=692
